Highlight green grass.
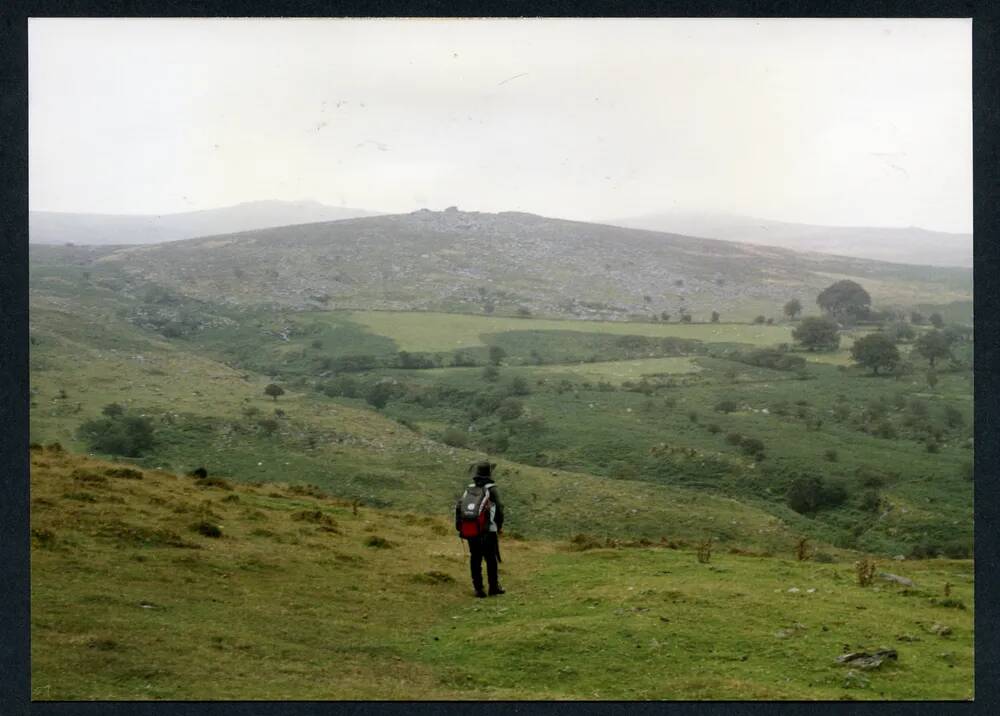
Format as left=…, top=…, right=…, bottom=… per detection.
left=533, top=357, right=702, bottom=383
left=30, top=280, right=973, bottom=557
left=31, top=449, right=973, bottom=700
left=348, top=310, right=794, bottom=353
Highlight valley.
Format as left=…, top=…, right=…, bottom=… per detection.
left=28, top=211, right=975, bottom=700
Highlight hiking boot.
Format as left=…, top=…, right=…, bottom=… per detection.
left=474, top=589, right=488, bottom=598
left=488, top=587, right=506, bottom=596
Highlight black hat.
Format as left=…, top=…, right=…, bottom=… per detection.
left=472, top=461, right=496, bottom=478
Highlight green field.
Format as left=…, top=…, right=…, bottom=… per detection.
left=348, top=310, right=795, bottom=352
left=31, top=449, right=974, bottom=701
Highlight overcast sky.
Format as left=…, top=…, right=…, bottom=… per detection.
left=29, top=18, right=971, bottom=232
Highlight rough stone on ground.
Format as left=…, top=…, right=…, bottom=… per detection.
left=835, top=649, right=898, bottom=670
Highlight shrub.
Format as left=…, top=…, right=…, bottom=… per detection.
left=257, top=417, right=280, bottom=435
left=942, top=541, right=972, bottom=559
left=908, top=540, right=941, bottom=559
left=442, top=427, right=469, bottom=448
left=481, top=365, right=500, bottom=382
left=193, top=521, right=222, bottom=538
left=824, top=449, right=838, bottom=462
left=496, top=398, right=524, bottom=421
left=509, top=376, right=531, bottom=395
left=874, top=421, right=897, bottom=440
left=365, top=381, right=397, bottom=410
left=725, top=432, right=744, bottom=446
left=32, top=528, right=57, bottom=549
left=687, top=410, right=699, bottom=423
left=943, top=405, right=964, bottom=429
left=855, top=557, right=877, bottom=586
left=78, top=415, right=156, bottom=457
left=483, top=430, right=510, bottom=453
left=714, top=399, right=739, bottom=414
left=739, top=437, right=766, bottom=460
left=365, top=535, right=394, bottom=548
left=705, top=423, right=721, bottom=434
left=697, top=538, right=713, bottom=563
left=322, top=375, right=360, bottom=399
left=858, top=489, right=882, bottom=513
left=101, top=403, right=125, bottom=417
left=787, top=476, right=848, bottom=514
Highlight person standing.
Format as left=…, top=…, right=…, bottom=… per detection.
left=455, top=461, right=505, bottom=598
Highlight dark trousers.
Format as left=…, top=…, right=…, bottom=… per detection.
left=468, top=532, right=500, bottom=592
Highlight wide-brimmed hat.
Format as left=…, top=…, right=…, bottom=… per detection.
left=471, top=460, right=496, bottom=478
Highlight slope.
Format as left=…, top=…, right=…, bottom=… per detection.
left=29, top=200, right=380, bottom=247
left=30, top=448, right=974, bottom=700
left=609, top=211, right=973, bottom=269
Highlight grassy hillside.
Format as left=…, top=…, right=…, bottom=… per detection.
left=31, top=448, right=974, bottom=700
left=27, top=237, right=977, bottom=700
left=29, top=251, right=974, bottom=558
left=58, top=209, right=972, bottom=322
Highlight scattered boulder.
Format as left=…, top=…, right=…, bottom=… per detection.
left=877, top=572, right=915, bottom=587
left=929, top=623, right=953, bottom=637
left=835, top=649, right=898, bottom=670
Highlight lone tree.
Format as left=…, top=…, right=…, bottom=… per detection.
left=792, top=316, right=840, bottom=351
left=929, top=312, right=945, bottom=329
left=816, top=280, right=871, bottom=323
left=710, top=311, right=720, bottom=323
left=914, top=329, right=953, bottom=368
left=850, top=333, right=901, bottom=375
left=783, top=298, right=803, bottom=320
left=264, top=383, right=285, bottom=401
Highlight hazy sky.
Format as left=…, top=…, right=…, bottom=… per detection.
left=29, top=18, right=971, bottom=232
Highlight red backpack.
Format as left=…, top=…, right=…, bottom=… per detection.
left=457, top=483, right=493, bottom=539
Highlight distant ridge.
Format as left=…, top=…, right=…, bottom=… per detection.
left=29, top=200, right=381, bottom=246
left=86, top=208, right=972, bottom=319
left=607, top=211, right=972, bottom=269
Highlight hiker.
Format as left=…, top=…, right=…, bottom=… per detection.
left=455, top=460, right=505, bottom=598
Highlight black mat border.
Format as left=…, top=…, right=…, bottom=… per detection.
left=2, top=2, right=996, bottom=715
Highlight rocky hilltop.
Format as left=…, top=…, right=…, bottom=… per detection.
left=92, top=208, right=972, bottom=320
